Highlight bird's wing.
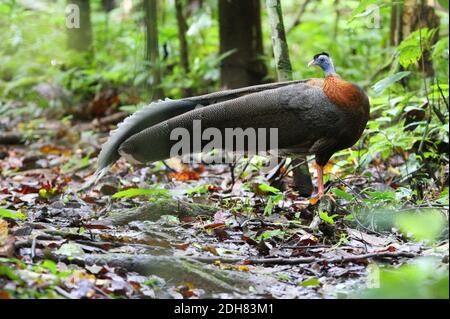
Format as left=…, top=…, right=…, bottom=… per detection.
left=118, top=83, right=344, bottom=164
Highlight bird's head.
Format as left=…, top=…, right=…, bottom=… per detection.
left=308, top=52, right=336, bottom=76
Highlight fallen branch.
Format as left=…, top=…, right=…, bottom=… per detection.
left=92, top=112, right=128, bottom=127
left=102, top=199, right=219, bottom=225
left=0, top=132, right=24, bottom=145
left=45, top=253, right=253, bottom=295
left=192, top=251, right=417, bottom=266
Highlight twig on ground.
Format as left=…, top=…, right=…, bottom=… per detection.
left=0, top=132, right=24, bottom=145
left=193, top=251, right=416, bottom=265
left=54, top=286, right=74, bottom=299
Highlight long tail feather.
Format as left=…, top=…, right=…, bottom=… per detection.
left=94, top=79, right=309, bottom=185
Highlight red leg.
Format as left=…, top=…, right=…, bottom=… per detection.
left=316, top=163, right=324, bottom=199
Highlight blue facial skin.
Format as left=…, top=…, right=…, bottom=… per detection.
left=312, top=55, right=336, bottom=76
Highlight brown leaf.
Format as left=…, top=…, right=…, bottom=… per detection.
left=169, top=170, right=200, bottom=181
left=83, top=224, right=111, bottom=230
left=177, top=284, right=197, bottom=298
left=203, top=222, right=225, bottom=230
left=39, top=145, right=72, bottom=156
left=213, top=228, right=229, bottom=242
left=201, top=245, right=218, bottom=255
left=173, top=243, right=190, bottom=250
left=0, top=291, right=12, bottom=299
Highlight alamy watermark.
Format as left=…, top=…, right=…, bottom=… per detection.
left=65, top=4, right=80, bottom=29
left=169, top=120, right=279, bottom=169
left=366, top=263, right=381, bottom=289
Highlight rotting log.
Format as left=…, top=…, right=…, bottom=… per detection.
left=103, top=199, right=218, bottom=225
left=49, top=253, right=253, bottom=295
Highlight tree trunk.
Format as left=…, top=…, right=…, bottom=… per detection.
left=66, top=0, right=93, bottom=53
left=390, top=0, right=401, bottom=46
left=143, top=0, right=164, bottom=99
left=101, top=0, right=116, bottom=12
left=265, top=0, right=313, bottom=196
left=219, top=0, right=268, bottom=89
left=175, top=0, right=193, bottom=97
left=265, top=0, right=292, bottom=81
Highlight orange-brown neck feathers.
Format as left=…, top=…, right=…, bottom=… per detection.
left=323, top=75, right=368, bottom=112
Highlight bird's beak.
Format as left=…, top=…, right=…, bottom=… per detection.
left=307, top=59, right=315, bottom=67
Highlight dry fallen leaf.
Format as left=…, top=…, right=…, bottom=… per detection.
left=169, top=170, right=201, bottom=181
left=0, top=219, right=8, bottom=246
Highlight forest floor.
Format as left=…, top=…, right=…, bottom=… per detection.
left=0, top=114, right=448, bottom=299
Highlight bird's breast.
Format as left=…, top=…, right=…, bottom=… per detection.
left=323, top=75, right=369, bottom=115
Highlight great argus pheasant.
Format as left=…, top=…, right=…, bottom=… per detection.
left=93, top=53, right=370, bottom=198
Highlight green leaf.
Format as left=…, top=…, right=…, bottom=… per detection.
left=0, top=208, right=26, bottom=220
left=395, top=210, right=446, bottom=242
left=185, top=185, right=210, bottom=196
left=0, top=264, right=20, bottom=281
left=433, top=38, right=449, bottom=60
left=348, top=0, right=379, bottom=21
left=436, top=187, right=449, bottom=205
left=397, top=28, right=437, bottom=68
left=119, top=105, right=140, bottom=114
left=264, top=193, right=284, bottom=215
left=372, top=72, right=411, bottom=94
left=256, top=229, right=285, bottom=241
left=358, top=258, right=449, bottom=298
left=319, top=211, right=338, bottom=224
left=112, top=187, right=169, bottom=199
left=159, top=215, right=180, bottom=224
left=40, top=260, right=57, bottom=274
left=258, top=183, right=281, bottom=194
left=55, top=243, right=85, bottom=257
left=438, top=0, right=448, bottom=10
left=276, top=273, right=291, bottom=281
left=299, top=277, right=321, bottom=287
left=331, top=188, right=354, bottom=201
left=366, top=191, right=396, bottom=201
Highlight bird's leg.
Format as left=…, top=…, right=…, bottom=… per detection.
left=316, top=163, right=324, bottom=199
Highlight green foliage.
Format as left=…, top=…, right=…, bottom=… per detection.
left=0, top=208, right=26, bottom=220
left=358, top=258, right=449, bottom=299
left=263, top=193, right=284, bottom=215
left=185, top=184, right=211, bottom=196
left=0, top=0, right=225, bottom=108
left=112, top=187, right=170, bottom=199
left=0, top=263, right=21, bottom=282
left=55, top=242, right=85, bottom=258
left=372, top=71, right=411, bottom=94
left=331, top=188, right=354, bottom=201
left=397, top=28, right=438, bottom=68
left=319, top=211, right=338, bottom=225
left=61, top=153, right=91, bottom=173
left=159, top=215, right=180, bottom=224
left=299, top=277, right=321, bottom=287
left=437, top=187, right=449, bottom=205
left=395, top=210, right=446, bottom=242
left=258, top=183, right=281, bottom=194
left=256, top=183, right=284, bottom=215
left=256, top=229, right=285, bottom=241
left=438, top=0, right=449, bottom=9
left=348, top=0, right=386, bottom=21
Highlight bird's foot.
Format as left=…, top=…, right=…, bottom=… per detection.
left=309, top=191, right=335, bottom=205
